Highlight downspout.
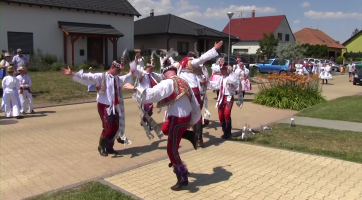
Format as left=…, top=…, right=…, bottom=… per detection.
left=167, top=30, right=173, bottom=51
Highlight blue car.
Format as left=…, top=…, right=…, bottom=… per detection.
left=257, top=58, right=290, bottom=74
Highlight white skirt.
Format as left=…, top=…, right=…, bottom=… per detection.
left=319, top=71, right=332, bottom=80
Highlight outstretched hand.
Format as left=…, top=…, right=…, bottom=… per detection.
left=61, top=67, right=72, bottom=75
left=214, top=41, right=223, bottom=50
left=122, top=83, right=135, bottom=90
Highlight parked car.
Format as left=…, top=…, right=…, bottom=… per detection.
left=353, top=68, right=362, bottom=85
left=206, top=54, right=250, bottom=69
left=257, top=58, right=289, bottom=74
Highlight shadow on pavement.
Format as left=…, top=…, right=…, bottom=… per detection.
left=113, top=139, right=167, bottom=158
left=187, top=166, right=233, bottom=193
left=0, top=119, right=19, bottom=125
left=36, top=111, right=56, bottom=114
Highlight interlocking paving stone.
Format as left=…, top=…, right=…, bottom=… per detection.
left=104, top=141, right=362, bottom=200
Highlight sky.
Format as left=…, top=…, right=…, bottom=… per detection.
left=129, top=0, right=362, bottom=43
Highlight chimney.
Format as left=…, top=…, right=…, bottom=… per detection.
left=150, top=9, right=154, bottom=17
left=252, top=10, right=255, bottom=18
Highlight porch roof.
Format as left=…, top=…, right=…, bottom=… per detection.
left=58, top=21, right=124, bottom=37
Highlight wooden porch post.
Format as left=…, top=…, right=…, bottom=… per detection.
left=105, top=37, right=108, bottom=67
left=70, top=36, right=80, bottom=66
left=108, top=37, right=118, bottom=61
left=63, top=32, right=67, bottom=64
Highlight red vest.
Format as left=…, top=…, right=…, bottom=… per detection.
left=157, top=77, right=192, bottom=108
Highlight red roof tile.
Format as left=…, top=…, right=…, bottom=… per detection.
left=294, top=28, right=346, bottom=49
left=222, top=15, right=285, bottom=41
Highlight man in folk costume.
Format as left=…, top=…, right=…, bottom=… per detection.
left=132, top=62, right=162, bottom=130
left=176, top=41, right=223, bottom=148
left=16, top=66, right=35, bottom=114
left=61, top=61, right=133, bottom=157
left=1, top=66, right=23, bottom=119
left=209, top=63, right=243, bottom=139
left=123, top=59, right=201, bottom=191
left=154, top=51, right=166, bottom=73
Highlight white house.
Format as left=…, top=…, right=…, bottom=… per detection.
left=222, top=11, right=295, bottom=56
left=0, top=0, right=140, bottom=66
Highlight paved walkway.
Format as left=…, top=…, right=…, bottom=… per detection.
left=105, top=141, right=362, bottom=200
left=1, top=74, right=361, bottom=200
left=279, top=116, right=362, bottom=132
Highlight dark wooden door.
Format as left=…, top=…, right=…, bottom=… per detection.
left=87, top=37, right=103, bottom=64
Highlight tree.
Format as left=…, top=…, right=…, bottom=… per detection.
left=256, top=32, right=279, bottom=59
left=301, top=44, right=328, bottom=58
left=276, top=41, right=307, bottom=62
left=352, top=28, right=360, bottom=37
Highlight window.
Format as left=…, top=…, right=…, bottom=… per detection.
left=272, top=59, right=280, bottom=65
left=177, top=42, right=189, bottom=55
left=233, top=49, right=249, bottom=54
left=7, top=32, right=34, bottom=54
left=277, top=33, right=282, bottom=41
left=285, top=34, right=290, bottom=41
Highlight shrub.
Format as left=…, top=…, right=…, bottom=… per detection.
left=50, top=62, right=67, bottom=71
left=43, top=53, right=58, bottom=65
left=336, top=56, right=344, bottom=64
left=253, top=72, right=327, bottom=110
left=355, top=57, right=362, bottom=61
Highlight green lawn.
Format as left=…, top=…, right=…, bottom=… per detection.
left=297, top=95, right=362, bottom=123
left=28, top=182, right=135, bottom=200
left=1, top=71, right=134, bottom=106
left=238, top=123, right=362, bottom=163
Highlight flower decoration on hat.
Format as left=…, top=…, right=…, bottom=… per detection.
left=112, top=61, right=123, bottom=69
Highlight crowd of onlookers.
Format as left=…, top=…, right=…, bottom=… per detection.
left=1, top=48, right=33, bottom=119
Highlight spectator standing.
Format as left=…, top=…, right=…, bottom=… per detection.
left=347, top=60, right=356, bottom=82
left=0, top=53, right=11, bottom=79
left=12, top=49, right=28, bottom=74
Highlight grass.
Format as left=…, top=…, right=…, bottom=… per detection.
left=237, top=123, right=362, bottom=163
left=297, top=95, right=362, bottom=123
left=1, top=70, right=134, bottom=106
left=28, top=182, right=135, bottom=200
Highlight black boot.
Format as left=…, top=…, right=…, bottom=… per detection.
left=171, top=164, right=189, bottom=191
left=194, top=123, right=204, bottom=148
left=221, top=123, right=227, bottom=139
left=98, top=137, right=108, bottom=157
left=106, top=139, right=117, bottom=154
left=225, top=121, right=232, bottom=139
left=182, top=130, right=198, bottom=150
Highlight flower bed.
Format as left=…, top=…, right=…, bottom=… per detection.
left=253, top=72, right=327, bottom=110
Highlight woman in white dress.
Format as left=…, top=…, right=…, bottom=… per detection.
left=319, top=63, right=332, bottom=84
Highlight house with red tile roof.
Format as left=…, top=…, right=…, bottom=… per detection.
left=294, top=28, right=346, bottom=59
left=222, top=10, right=295, bottom=56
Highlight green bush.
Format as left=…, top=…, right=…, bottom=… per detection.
left=50, top=62, right=67, bottom=71
left=43, top=53, right=58, bottom=65
left=355, top=57, right=362, bottom=61
left=253, top=73, right=326, bottom=110
left=336, top=56, right=344, bottom=64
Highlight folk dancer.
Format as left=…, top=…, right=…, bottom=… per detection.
left=154, top=51, right=167, bottom=73
left=61, top=61, right=133, bottom=157
left=320, top=63, right=332, bottom=84
left=132, top=61, right=162, bottom=130
left=16, top=66, right=35, bottom=114
left=1, top=66, right=23, bottom=119
left=177, top=41, right=223, bottom=147
left=209, top=63, right=243, bottom=139
left=135, top=53, right=145, bottom=71
left=210, top=57, right=224, bottom=97
left=123, top=59, right=201, bottom=191
left=234, top=58, right=250, bottom=96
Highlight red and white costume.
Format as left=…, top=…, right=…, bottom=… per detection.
left=177, top=48, right=219, bottom=146
left=136, top=72, right=201, bottom=190
left=209, top=65, right=241, bottom=139
left=72, top=61, right=133, bottom=156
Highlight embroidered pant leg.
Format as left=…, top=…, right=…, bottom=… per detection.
left=161, top=115, right=191, bottom=166
left=97, top=103, right=119, bottom=149
left=9, top=93, right=20, bottom=117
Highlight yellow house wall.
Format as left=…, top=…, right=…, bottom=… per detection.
left=344, top=32, right=362, bottom=53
